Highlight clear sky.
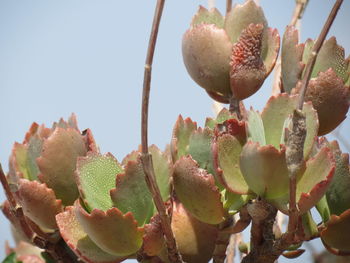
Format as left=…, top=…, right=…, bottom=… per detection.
left=0, top=1, right=349, bottom=262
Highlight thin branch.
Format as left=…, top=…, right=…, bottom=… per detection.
left=140, top=1, right=183, bottom=262
left=213, top=216, right=234, bottom=263
left=297, top=0, right=344, bottom=110
left=226, top=0, right=232, bottom=15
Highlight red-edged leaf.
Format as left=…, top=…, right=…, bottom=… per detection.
left=56, top=206, right=124, bottom=263
left=171, top=201, right=218, bottom=263
left=17, top=179, right=63, bottom=231
left=191, top=6, right=224, bottom=28
left=170, top=116, right=197, bottom=162
left=110, top=158, right=153, bottom=227
left=297, top=147, right=335, bottom=214
left=240, top=142, right=290, bottom=199
left=173, top=156, right=224, bottom=224
left=74, top=201, right=144, bottom=257
left=321, top=209, right=350, bottom=254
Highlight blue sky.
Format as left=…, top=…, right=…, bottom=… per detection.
left=0, top=1, right=349, bottom=262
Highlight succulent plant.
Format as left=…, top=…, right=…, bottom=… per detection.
left=1, top=1, right=350, bottom=263
left=282, top=26, right=350, bottom=135
left=182, top=0, right=280, bottom=102
left=6, top=115, right=94, bottom=233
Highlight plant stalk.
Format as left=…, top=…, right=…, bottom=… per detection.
left=226, top=0, right=232, bottom=14
left=140, top=1, right=183, bottom=262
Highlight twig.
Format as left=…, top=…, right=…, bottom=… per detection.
left=140, top=1, right=183, bottom=262
left=297, top=0, right=344, bottom=110
left=226, top=0, right=232, bottom=15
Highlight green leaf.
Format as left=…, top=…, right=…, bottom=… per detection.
left=301, top=211, right=319, bottom=240
left=170, top=116, right=197, bottom=161
left=223, top=190, right=250, bottom=212
left=224, top=0, right=267, bottom=44
left=188, top=127, right=214, bottom=175
left=240, top=142, right=289, bottom=199
left=297, top=147, right=335, bottom=214
left=316, top=195, right=331, bottom=223
left=110, top=158, right=153, bottom=226
left=326, top=141, right=350, bottom=215
left=2, top=253, right=21, bottom=263
left=247, top=109, right=265, bottom=145
left=191, top=6, right=224, bottom=28
left=173, top=156, right=224, bottom=225
left=261, top=94, right=318, bottom=158
left=215, top=134, right=249, bottom=194
left=304, top=37, right=349, bottom=82
left=149, top=145, right=171, bottom=202
left=281, top=25, right=305, bottom=93
left=75, top=152, right=123, bottom=212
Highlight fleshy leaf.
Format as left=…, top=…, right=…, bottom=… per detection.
left=56, top=206, right=124, bottom=263
left=170, top=115, right=197, bottom=161
left=37, top=128, right=87, bottom=205
left=191, top=6, right=224, bottom=28
left=297, top=147, right=335, bottom=214
left=304, top=37, right=349, bottom=82
left=262, top=27, right=280, bottom=76
left=240, top=142, right=289, bottom=199
left=214, top=133, right=249, bottom=194
left=149, top=145, right=171, bottom=202
left=173, top=156, right=224, bottom=224
left=110, top=157, right=153, bottom=227
left=171, top=201, right=218, bottom=263
left=230, top=23, right=266, bottom=100
left=75, top=152, right=123, bottom=212
left=326, top=141, right=350, bottom=215
left=10, top=143, right=29, bottom=180
left=281, top=26, right=305, bottom=93
left=301, top=211, right=319, bottom=241
left=17, top=179, right=63, bottom=231
left=224, top=0, right=267, bottom=45
left=182, top=24, right=232, bottom=99
left=82, top=129, right=99, bottom=153
left=321, top=209, right=350, bottom=254
left=188, top=127, right=214, bottom=175
left=316, top=195, right=331, bottom=223
left=261, top=94, right=318, bottom=158
left=75, top=201, right=144, bottom=257
left=143, top=215, right=165, bottom=257
left=247, top=109, right=265, bottom=145
left=296, top=69, right=350, bottom=135
left=223, top=190, right=251, bottom=212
